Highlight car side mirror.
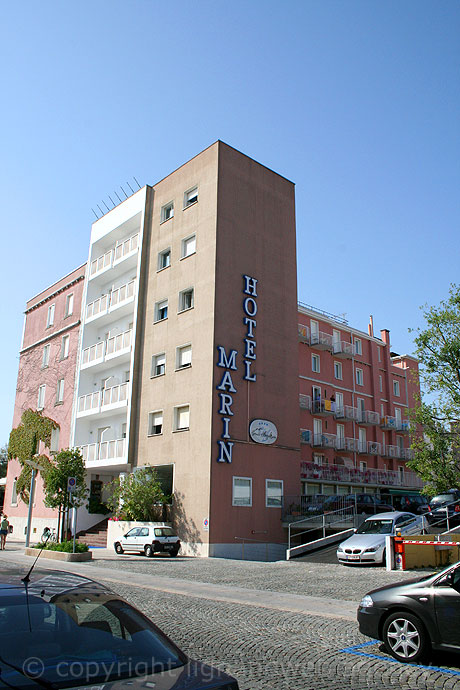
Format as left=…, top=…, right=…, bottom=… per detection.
left=445, top=569, right=460, bottom=593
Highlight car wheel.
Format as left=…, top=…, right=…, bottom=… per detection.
left=144, top=544, right=153, bottom=558
left=114, top=542, right=124, bottom=555
left=383, top=612, right=428, bottom=663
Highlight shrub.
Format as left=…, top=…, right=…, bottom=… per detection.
left=33, top=540, right=89, bottom=553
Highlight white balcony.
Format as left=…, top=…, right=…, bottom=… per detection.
left=113, top=233, right=139, bottom=265
left=110, top=280, right=135, bottom=310
left=346, top=437, right=359, bottom=452
left=81, top=329, right=132, bottom=370
left=310, top=331, right=333, bottom=351
left=299, top=394, right=311, bottom=410
left=311, top=399, right=336, bottom=416
left=357, top=410, right=380, bottom=426
left=367, top=441, right=381, bottom=455
left=77, top=391, right=102, bottom=418
left=102, top=382, right=128, bottom=410
left=335, top=436, right=347, bottom=451
left=80, top=438, right=127, bottom=468
left=384, top=444, right=401, bottom=459
left=86, top=294, right=109, bottom=322
left=401, top=447, right=414, bottom=460
left=332, top=341, right=353, bottom=359
left=90, top=249, right=113, bottom=280
left=357, top=440, right=368, bottom=454
left=381, top=415, right=397, bottom=430
left=298, top=323, right=310, bottom=344
left=312, top=432, right=336, bottom=449
left=301, top=460, right=423, bottom=489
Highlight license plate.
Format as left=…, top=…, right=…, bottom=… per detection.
left=164, top=544, right=174, bottom=550
left=347, top=555, right=359, bottom=560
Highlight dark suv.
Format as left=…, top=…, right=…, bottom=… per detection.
left=323, top=494, right=392, bottom=515
left=425, top=490, right=460, bottom=527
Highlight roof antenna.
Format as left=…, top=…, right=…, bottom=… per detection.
left=114, top=190, right=123, bottom=203
left=126, top=180, right=135, bottom=194
left=120, top=186, right=129, bottom=199
left=22, top=531, right=52, bottom=585
left=91, top=208, right=99, bottom=220
left=133, top=176, right=141, bottom=189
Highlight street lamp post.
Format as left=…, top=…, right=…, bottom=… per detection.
left=23, top=454, right=45, bottom=548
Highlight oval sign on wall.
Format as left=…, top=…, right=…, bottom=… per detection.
left=249, top=419, right=278, bottom=445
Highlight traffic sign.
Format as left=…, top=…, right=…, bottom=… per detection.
left=67, top=477, right=77, bottom=492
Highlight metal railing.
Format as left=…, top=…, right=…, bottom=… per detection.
left=311, top=331, right=333, bottom=350
left=78, top=391, right=101, bottom=414
left=332, top=340, right=353, bottom=357
left=298, top=323, right=310, bottom=343
left=102, top=382, right=128, bottom=406
left=357, top=410, right=380, bottom=425
left=110, top=279, right=135, bottom=307
left=106, top=329, right=132, bottom=357
left=86, top=294, right=109, bottom=320
left=80, top=438, right=126, bottom=464
left=299, top=394, right=311, bottom=410
left=114, top=233, right=139, bottom=262
left=81, top=341, right=105, bottom=366
left=287, top=504, right=356, bottom=551
left=90, top=249, right=113, bottom=278
left=335, top=405, right=358, bottom=421
left=300, top=460, right=423, bottom=488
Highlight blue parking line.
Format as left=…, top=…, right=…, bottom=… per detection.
left=339, top=641, right=460, bottom=676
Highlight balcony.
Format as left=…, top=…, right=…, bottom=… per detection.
left=86, top=280, right=136, bottom=325
left=345, top=437, right=359, bottom=452
left=77, top=391, right=101, bottom=417
left=80, top=438, right=127, bottom=468
left=86, top=294, right=109, bottom=322
left=310, top=331, right=333, bottom=351
left=76, top=383, right=129, bottom=419
left=312, top=433, right=336, bottom=449
left=81, top=329, right=132, bottom=370
left=367, top=441, right=381, bottom=455
left=300, top=460, right=423, bottom=489
left=401, top=447, right=415, bottom=460
left=298, top=323, right=310, bottom=344
left=110, top=280, right=135, bottom=310
left=299, top=394, right=311, bottom=410
left=332, top=340, right=353, bottom=359
left=89, top=233, right=139, bottom=281
left=357, top=410, right=380, bottom=426
left=335, top=405, right=358, bottom=422
left=335, top=436, right=346, bottom=451
left=300, top=429, right=311, bottom=445
left=312, top=398, right=336, bottom=416
left=384, top=445, right=402, bottom=459
left=380, top=415, right=397, bottom=430
left=357, top=440, right=368, bottom=454
left=397, top=421, right=411, bottom=434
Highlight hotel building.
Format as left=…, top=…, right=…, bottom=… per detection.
left=5, top=142, right=421, bottom=558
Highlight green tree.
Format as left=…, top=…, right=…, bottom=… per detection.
left=41, top=448, right=89, bottom=540
left=8, top=409, right=57, bottom=502
left=0, top=444, right=8, bottom=479
left=408, top=284, right=460, bottom=493
left=106, top=467, right=167, bottom=521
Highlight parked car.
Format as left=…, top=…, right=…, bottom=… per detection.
left=0, top=567, right=239, bottom=689
left=323, top=493, right=392, bottom=516
left=114, top=524, right=181, bottom=557
left=336, top=511, right=424, bottom=565
left=386, top=493, right=430, bottom=515
left=358, top=560, right=460, bottom=662
left=425, top=490, right=460, bottom=528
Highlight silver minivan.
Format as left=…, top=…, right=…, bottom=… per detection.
left=114, top=523, right=181, bottom=557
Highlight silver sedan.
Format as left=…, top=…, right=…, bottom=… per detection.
left=336, top=511, right=424, bottom=565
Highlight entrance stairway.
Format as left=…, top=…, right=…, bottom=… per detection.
left=77, top=518, right=109, bottom=547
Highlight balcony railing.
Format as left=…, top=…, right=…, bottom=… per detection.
left=402, top=447, right=414, bottom=460
left=398, top=421, right=411, bottom=433
left=300, top=460, right=423, bottom=489
left=106, top=329, right=132, bottom=357
left=80, top=438, right=126, bottom=464
left=299, top=394, right=311, bottom=410
left=332, top=340, right=353, bottom=358
left=335, top=405, right=358, bottom=422
left=86, top=294, right=109, bottom=320
left=345, top=437, right=359, bottom=452
left=381, top=415, right=397, bottom=430
left=312, top=433, right=337, bottom=449
left=81, top=341, right=105, bottom=366
left=335, top=436, right=346, bottom=451
left=78, top=391, right=101, bottom=414
left=357, top=410, right=380, bottom=426
left=90, top=249, right=113, bottom=278
left=357, top=440, right=368, bottom=454
left=312, top=398, right=336, bottom=416
left=310, top=331, right=333, bottom=351
left=367, top=441, right=381, bottom=455
left=110, top=279, right=135, bottom=308
left=114, top=233, right=139, bottom=262
left=102, top=383, right=128, bottom=407
left=298, top=324, right=310, bottom=344
left=384, top=445, right=401, bottom=459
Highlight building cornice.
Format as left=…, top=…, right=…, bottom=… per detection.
left=25, top=269, right=86, bottom=314
left=20, top=320, right=81, bottom=354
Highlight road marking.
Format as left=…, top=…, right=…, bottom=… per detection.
left=339, top=641, right=460, bottom=676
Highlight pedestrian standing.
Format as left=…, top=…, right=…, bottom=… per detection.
left=0, top=515, right=9, bottom=550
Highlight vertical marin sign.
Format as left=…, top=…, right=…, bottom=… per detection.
left=216, top=275, right=258, bottom=463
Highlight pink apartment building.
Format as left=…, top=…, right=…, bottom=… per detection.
left=5, top=143, right=422, bottom=558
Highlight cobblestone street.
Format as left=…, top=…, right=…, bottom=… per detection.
left=2, top=547, right=460, bottom=689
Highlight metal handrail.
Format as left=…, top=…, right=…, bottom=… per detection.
left=288, top=505, right=356, bottom=550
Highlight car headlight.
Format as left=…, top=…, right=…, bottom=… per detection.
left=337, top=545, right=344, bottom=552
left=364, top=546, right=379, bottom=553
left=359, top=595, right=374, bottom=608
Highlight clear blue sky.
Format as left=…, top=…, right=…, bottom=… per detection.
left=1, top=1, right=459, bottom=444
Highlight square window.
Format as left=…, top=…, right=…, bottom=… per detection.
left=154, top=299, right=168, bottom=322
left=178, top=288, right=194, bottom=313
left=354, top=338, right=362, bottom=355
left=151, top=353, right=166, bottom=377
left=176, top=344, right=192, bottom=369
left=334, top=361, right=342, bottom=379
left=37, top=384, right=46, bottom=410
left=42, top=344, right=50, bottom=368
left=266, top=479, right=283, bottom=508
left=46, top=304, right=55, bottom=328
left=393, top=380, right=400, bottom=396
left=149, top=411, right=163, bottom=436
left=181, top=234, right=196, bottom=259
left=174, top=405, right=190, bottom=431
left=157, top=248, right=171, bottom=271
left=161, top=202, right=174, bottom=223
left=184, top=187, right=198, bottom=208
left=56, top=379, right=65, bottom=403
left=356, top=368, right=363, bottom=386
left=61, top=335, right=70, bottom=359
left=232, top=477, right=252, bottom=507
left=65, top=293, right=74, bottom=317
left=311, top=354, right=320, bottom=373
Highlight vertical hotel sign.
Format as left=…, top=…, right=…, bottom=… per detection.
left=216, top=275, right=258, bottom=463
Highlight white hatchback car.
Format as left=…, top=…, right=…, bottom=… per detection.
left=114, top=524, right=181, bottom=557
left=336, top=511, right=424, bottom=565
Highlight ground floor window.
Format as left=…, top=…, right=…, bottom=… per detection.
left=232, top=477, right=252, bottom=507
left=265, top=479, right=283, bottom=508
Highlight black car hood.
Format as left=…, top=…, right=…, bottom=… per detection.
left=364, top=573, right=437, bottom=598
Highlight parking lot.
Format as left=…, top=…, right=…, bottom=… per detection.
left=2, top=545, right=460, bottom=689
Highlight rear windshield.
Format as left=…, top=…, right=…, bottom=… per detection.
left=0, top=592, right=185, bottom=688
left=154, top=527, right=176, bottom=537
left=357, top=519, right=393, bottom=535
